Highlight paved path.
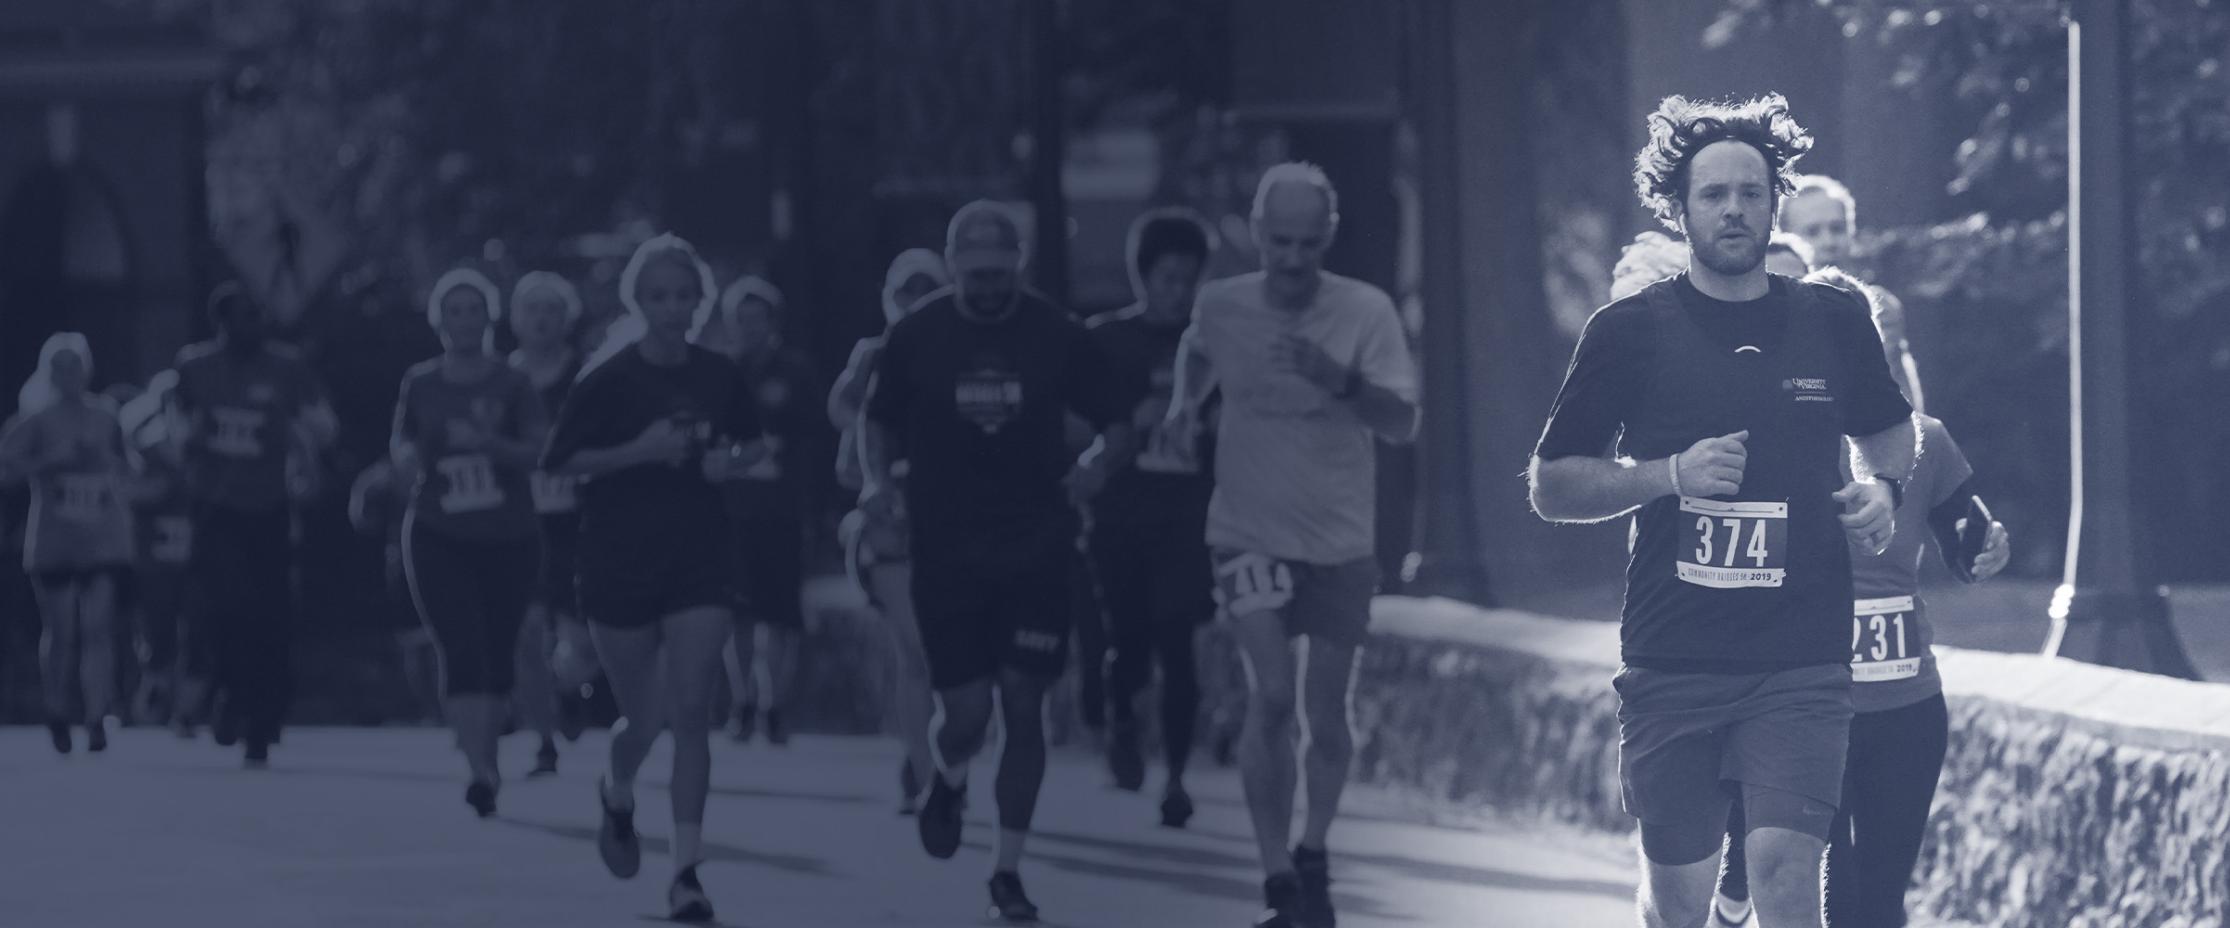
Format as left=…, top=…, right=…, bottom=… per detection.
left=9, top=727, right=1641, bottom=928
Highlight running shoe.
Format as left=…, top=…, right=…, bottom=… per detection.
left=1293, top=845, right=1335, bottom=927
left=1711, top=893, right=1755, bottom=926
left=465, top=780, right=497, bottom=819
left=917, top=774, right=967, bottom=860
left=764, top=707, right=789, bottom=746
left=46, top=718, right=71, bottom=755
left=667, top=865, right=714, bottom=923
left=85, top=720, right=108, bottom=754
left=1106, top=718, right=1145, bottom=791
left=529, top=738, right=559, bottom=778
left=899, top=756, right=922, bottom=816
left=987, top=870, right=1040, bottom=923
left=1159, top=782, right=1194, bottom=829
left=596, top=777, right=641, bottom=878
left=1253, top=873, right=1304, bottom=928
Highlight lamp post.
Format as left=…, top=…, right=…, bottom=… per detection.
left=2044, top=0, right=2197, bottom=678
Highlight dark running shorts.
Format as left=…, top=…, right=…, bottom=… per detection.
left=577, top=547, right=732, bottom=630
left=1210, top=548, right=1378, bottom=647
left=911, top=550, right=1071, bottom=690
left=1615, top=661, right=1853, bottom=857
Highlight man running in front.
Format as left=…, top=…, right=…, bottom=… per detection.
left=1527, top=94, right=1915, bottom=928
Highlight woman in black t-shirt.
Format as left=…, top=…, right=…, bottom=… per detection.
left=540, top=234, right=764, bottom=924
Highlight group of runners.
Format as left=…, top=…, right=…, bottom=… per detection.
left=2, top=89, right=2015, bottom=928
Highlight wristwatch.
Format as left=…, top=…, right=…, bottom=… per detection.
left=1872, top=474, right=1905, bottom=510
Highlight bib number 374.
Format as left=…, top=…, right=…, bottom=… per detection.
left=1676, top=497, right=1788, bottom=589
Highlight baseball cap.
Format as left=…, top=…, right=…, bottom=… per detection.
left=945, top=201, right=1026, bottom=274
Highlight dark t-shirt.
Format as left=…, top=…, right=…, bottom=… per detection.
left=541, top=344, right=761, bottom=573
left=722, top=345, right=819, bottom=520
left=1535, top=274, right=1912, bottom=672
left=518, top=352, right=585, bottom=521
left=1086, top=305, right=1214, bottom=527
left=392, top=360, right=545, bottom=541
left=172, top=342, right=329, bottom=513
left=865, top=292, right=1138, bottom=569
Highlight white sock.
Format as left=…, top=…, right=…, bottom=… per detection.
left=674, top=824, right=703, bottom=875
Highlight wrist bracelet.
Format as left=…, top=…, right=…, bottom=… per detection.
left=1668, top=454, right=1685, bottom=497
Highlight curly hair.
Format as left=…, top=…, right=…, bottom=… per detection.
left=1633, top=94, right=1814, bottom=231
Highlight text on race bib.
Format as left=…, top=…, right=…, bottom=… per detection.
left=437, top=454, right=504, bottom=514
left=152, top=515, right=192, bottom=564
left=53, top=473, right=115, bottom=521
left=1850, top=595, right=1922, bottom=682
left=210, top=407, right=266, bottom=458
left=1215, top=552, right=1295, bottom=616
left=1676, top=497, right=1788, bottom=589
left=529, top=471, right=579, bottom=514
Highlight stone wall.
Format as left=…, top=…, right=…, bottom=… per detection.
left=437, top=579, right=2230, bottom=925
left=1342, top=596, right=2230, bottom=928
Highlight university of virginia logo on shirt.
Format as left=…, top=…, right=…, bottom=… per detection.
left=955, top=364, right=1024, bottom=434
left=1783, top=377, right=1834, bottom=403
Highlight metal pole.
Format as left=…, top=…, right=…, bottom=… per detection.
left=1399, top=0, right=1493, bottom=605
left=2045, top=0, right=2195, bottom=678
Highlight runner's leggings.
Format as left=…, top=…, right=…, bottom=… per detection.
left=186, top=502, right=292, bottom=744
left=1718, top=692, right=1950, bottom=928
left=403, top=516, right=535, bottom=698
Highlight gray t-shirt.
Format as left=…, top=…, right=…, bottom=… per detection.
left=1846, top=414, right=1972, bottom=713
left=1185, top=271, right=1418, bottom=564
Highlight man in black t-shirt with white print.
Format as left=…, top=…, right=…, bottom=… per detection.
left=861, top=200, right=1142, bottom=924
left=1528, top=95, right=1915, bottom=928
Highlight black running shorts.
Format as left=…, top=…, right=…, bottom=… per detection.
left=1209, top=548, right=1379, bottom=647
left=1615, top=662, right=1853, bottom=859
left=911, top=549, right=1071, bottom=690
left=577, top=546, right=733, bottom=630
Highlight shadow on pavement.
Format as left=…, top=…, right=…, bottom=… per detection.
left=1031, top=823, right=1633, bottom=902
left=503, top=817, right=836, bottom=877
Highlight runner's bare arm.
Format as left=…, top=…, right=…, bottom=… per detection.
left=1342, top=377, right=1418, bottom=444
left=857, top=415, right=901, bottom=516
left=1528, top=454, right=1672, bottom=524
left=1847, top=415, right=1917, bottom=482
left=827, top=339, right=879, bottom=431
left=1531, top=432, right=1748, bottom=523
left=0, top=414, right=34, bottom=483
left=1163, top=325, right=1214, bottom=426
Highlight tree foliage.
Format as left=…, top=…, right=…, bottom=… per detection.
left=1714, top=0, right=2230, bottom=579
